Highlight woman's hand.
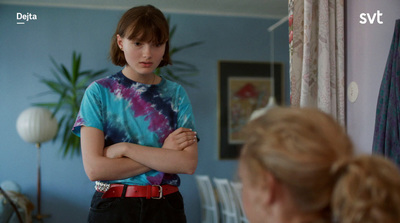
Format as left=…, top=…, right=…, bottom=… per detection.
left=104, top=143, right=128, bottom=159
left=163, top=127, right=197, bottom=151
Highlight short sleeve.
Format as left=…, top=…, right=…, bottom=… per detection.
left=72, top=82, right=104, bottom=137
left=176, top=86, right=199, bottom=141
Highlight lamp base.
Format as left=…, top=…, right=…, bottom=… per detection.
left=34, top=213, right=51, bottom=222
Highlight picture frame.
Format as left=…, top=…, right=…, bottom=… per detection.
left=218, top=60, right=284, bottom=159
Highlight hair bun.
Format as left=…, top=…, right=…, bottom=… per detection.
left=332, top=155, right=400, bottom=223
left=330, top=157, right=351, bottom=180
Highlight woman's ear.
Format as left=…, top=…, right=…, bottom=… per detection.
left=117, top=34, right=123, bottom=51
left=259, top=171, right=278, bottom=206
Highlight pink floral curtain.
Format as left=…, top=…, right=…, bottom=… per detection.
left=289, top=0, right=345, bottom=125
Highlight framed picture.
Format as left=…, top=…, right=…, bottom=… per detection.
left=218, top=60, right=284, bottom=159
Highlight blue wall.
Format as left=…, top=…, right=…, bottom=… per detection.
left=0, top=4, right=289, bottom=222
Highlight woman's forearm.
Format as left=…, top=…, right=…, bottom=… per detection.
left=84, top=155, right=151, bottom=181
left=113, top=142, right=198, bottom=175
left=104, top=127, right=198, bottom=175
left=81, top=126, right=151, bottom=181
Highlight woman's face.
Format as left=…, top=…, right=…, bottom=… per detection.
left=117, top=35, right=166, bottom=77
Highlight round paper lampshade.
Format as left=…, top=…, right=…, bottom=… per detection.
left=16, top=107, right=58, bottom=144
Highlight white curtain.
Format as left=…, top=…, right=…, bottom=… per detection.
left=289, top=0, right=345, bottom=125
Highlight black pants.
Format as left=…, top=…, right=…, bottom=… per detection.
left=88, top=190, right=187, bottom=223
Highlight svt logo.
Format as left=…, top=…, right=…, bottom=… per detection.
left=359, top=10, right=383, bottom=24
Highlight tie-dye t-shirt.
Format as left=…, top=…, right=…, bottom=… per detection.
left=72, top=71, right=197, bottom=186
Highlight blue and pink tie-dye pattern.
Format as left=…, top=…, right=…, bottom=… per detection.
left=72, top=71, right=196, bottom=186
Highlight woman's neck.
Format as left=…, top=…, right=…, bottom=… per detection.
left=271, top=208, right=322, bottom=223
left=121, top=66, right=156, bottom=84
left=271, top=186, right=324, bottom=223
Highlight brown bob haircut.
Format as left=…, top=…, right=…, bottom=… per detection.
left=110, top=5, right=172, bottom=67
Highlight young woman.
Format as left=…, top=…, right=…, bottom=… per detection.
left=239, top=107, right=400, bottom=223
left=72, top=5, right=198, bottom=223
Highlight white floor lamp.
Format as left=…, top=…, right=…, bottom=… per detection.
left=250, top=15, right=288, bottom=121
left=16, top=107, right=58, bottom=221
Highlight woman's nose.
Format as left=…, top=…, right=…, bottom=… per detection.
left=142, top=45, right=152, bottom=58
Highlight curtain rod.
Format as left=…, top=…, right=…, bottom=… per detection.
left=268, top=15, right=289, bottom=32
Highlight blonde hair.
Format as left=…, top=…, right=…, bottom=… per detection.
left=240, top=107, right=400, bottom=222
left=332, top=155, right=400, bottom=223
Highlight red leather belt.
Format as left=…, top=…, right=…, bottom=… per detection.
left=96, top=184, right=179, bottom=199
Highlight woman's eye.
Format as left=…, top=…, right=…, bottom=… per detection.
left=133, top=42, right=142, bottom=46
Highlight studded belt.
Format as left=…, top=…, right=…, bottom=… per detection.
left=95, top=181, right=179, bottom=199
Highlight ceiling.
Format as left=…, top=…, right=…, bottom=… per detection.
left=1, top=0, right=288, bottom=19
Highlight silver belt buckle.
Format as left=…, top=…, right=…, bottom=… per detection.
left=95, top=181, right=111, bottom=192
left=151, top=185, right=163, bottom=199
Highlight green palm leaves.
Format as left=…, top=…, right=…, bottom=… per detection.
left=35, top=52, right=107, bottom=157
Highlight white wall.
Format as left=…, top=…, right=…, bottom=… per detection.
left=346, top=0, right=400, bottom=153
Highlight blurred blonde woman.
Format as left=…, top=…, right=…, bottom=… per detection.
left=239, top=107, right=400, bottom=223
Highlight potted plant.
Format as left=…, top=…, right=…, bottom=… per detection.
left=35, top=52, right=107, bottom=157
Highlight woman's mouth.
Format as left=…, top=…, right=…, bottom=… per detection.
left=140, top=62, right=153, bottom=68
